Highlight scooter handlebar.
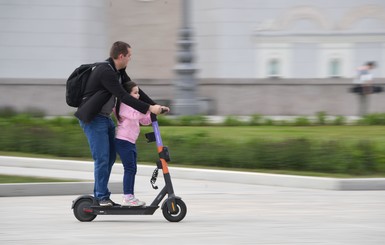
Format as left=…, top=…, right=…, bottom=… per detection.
left=151, top=108, right=168, bottom=122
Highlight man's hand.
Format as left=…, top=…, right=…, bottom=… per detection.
left=150, top=105, right=170, bottom=115
left=161, top=106, right=170, bottom=114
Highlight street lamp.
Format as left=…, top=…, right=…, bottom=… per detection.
left=173, top=0, right=199, bottom=115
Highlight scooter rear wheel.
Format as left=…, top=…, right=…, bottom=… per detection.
left=73, top=198, right=97, bottom=222
left=162, top=199, right=187, bottom=222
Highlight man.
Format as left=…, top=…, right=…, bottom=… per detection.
left=351, top=61, right=382, bottom=116
left=355, top=61, right=377, bottom=95
left=75, top=41, right=169, bottom=206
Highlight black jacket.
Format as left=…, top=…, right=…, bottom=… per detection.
left=75, top=58, right=155, bottom=123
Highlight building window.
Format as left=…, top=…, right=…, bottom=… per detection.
left=329, top=58, right=341, bottom=78
left=268, top=59, right=281, bottom=78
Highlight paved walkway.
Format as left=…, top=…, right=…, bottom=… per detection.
left=1, top=172, right=385, bottom=244
left=1, top=156, right=385, bottom=244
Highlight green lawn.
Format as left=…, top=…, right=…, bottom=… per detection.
left=2, top=125, right=385, bottom=182
left=154, top=125, right=385, bottom=143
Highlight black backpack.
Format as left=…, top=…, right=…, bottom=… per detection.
left=66, top=61, right=108, bottom=107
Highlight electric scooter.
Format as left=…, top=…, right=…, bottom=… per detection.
left=72, top=112, right=187, bottom=222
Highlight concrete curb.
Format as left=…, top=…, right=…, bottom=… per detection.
left=1, top=156, right=385, bottom=196
left=0, top=182, right=122, bottom=197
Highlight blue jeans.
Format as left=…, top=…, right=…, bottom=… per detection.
left=79, top=115, right=116, bottom=201
left=115, top=138, right=137, bottom=195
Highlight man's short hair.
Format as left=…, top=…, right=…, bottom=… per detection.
left=110, top=41, right=131, bottom=59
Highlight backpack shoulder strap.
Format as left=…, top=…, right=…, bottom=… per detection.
left=93, top=61, right=109, bottom=66
left=92, top=61, right=114, bottom=72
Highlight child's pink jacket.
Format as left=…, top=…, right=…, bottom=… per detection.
left=115, top=103, right=151, bottom=144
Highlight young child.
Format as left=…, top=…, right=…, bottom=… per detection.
left=114, top=81, right=152, bottom=206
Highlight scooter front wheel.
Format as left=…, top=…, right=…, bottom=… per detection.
left=162, top=199, right=187, bottom=222
left=73, top=197, right=97, bottom=222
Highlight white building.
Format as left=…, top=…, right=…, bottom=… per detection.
left=0, top=0, right=384, bottom=116
left=192, top=1, right=385, bottom=79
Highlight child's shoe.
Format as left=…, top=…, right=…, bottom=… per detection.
left=122, top=194, right=146, bottom=207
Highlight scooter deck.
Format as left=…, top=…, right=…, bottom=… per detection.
left=88, top=205, right=159, bottom=215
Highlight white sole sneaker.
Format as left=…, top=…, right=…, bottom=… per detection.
left=121, top=198, right=146, bottom=207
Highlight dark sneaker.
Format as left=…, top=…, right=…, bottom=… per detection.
left=99, top=199, right=113, bottom=207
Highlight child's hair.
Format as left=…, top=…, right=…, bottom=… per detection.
left=366, top=61, right=377, bottom=68
left=115, top=81, right=138, bottom=122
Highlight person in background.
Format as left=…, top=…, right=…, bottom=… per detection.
left=351, top=61, right=382, bottom=116
left=354, top=61, right=377, bottom=95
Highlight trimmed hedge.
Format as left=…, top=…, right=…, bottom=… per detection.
left=1, top=114, right=385, bottom=176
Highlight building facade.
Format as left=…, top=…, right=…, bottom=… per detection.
left=192, top=1, right=385, bottom=79
left=0, top=0, right=384, bottom=116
